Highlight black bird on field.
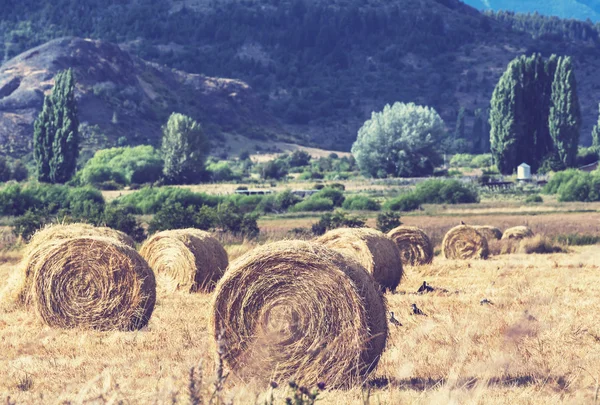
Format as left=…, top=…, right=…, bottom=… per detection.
left=460, top=220, right=466, bottom=225
left=417, top=281, right=435, bottom=294
left=480, top=298, right=494, bottom=306
left=389, top=311, right=402, bottom=327
left=411, top=303, right=427, bottom=316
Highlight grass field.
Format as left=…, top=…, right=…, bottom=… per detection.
left=1, top=208, right=600, bottom=404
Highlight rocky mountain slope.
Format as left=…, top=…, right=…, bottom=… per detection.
left=0, top=37, right=281, bottom=158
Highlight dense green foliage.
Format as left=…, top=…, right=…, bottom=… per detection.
left=376, top=211, right=402, bottom=233
left=77, top=146, right=163, bottom=187
left=450, top=153, right=494, bottom=168
left=490, top=54, right=581, bottom=174
left=342, top=195, right=380, bottom=211
left=591, top=104, right=600, bottom=150
left=116, top=187, right=220, bottom=215
left=162, top=113, right=209, bottom=184
left=384, top=179, right=479, bottom=211
left=352, top=102, right=446, bottom=178
left=33, top=69, right=79, bottom=183
left=311, top=210, right=366, bottom=236
left=543, top=169, right=600, bottom=201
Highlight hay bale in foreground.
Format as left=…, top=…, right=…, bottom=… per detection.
left=139, top=229, right=228, bottom=293
left=211, top=240, right=387, bottom=388
left=442, top=225, right=489, bottom=260
left=31, top=237, right=155, bottom=330
left=387, top=226, right=433, bottom=266
left=1, top=224, right=137, bottom=307
left=502, top=226, right=534, bottom=240
left=473, top=226, right=503, bottom=241
left=316, top=227, right=403, bottom=291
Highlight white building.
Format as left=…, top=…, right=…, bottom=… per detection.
left=517, top=163, right=531, bottom=181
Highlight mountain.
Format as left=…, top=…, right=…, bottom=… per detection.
left=462, top=0, right=600, bottom=22
left=1, top=0, right=600, bottom=154
left=0, top=37, right=281, bottom=158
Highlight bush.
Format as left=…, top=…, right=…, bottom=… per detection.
left=79, top=146, right=164, bottom=186
left=450, top=153, right=474, bottom=168
left=342, top=195, right=380, bottom=211
left=12, top=209, right=48, bottom=240
left=290, top=197, right=334, bottom=212
left=116, top=187, right=221, bottom=214
left=376, top=211, right=401, bottom=233
left=287, top=150, right=311, bottom=167
left=208, top=161, right=238, bottom=182
left=148, top=202, right=195, bottom=233
left=471, top=154, right=493, bottom=168
left=383, top=193, right=421, bottom=211
left=11, top=160, right=28, bottom=182
left=555, top=234, right=600, bottom=246
left=311, top=210, right=366, bottom=236
left=260, top=159, right=288, bottom=180
left=0, top=156, right=11, bottom=182
left=414, top=180, right=479, bottom=204
left=544, top=169, right=581, bottom=194
left=312, top=187, right=345, bottom=207
left=524, top=194, right=543, bottom=203
left=102, top=205, right=146, bottom=242
left=67, top=187, right=105, bottom=222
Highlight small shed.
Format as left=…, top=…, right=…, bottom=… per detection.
left=517, top=163, right=531, bottom=181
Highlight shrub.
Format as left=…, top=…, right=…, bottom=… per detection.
left=450, top=153, right=474, bottom=168
left=544, top=169, right=581, bottom=194
left=342, top=195, right=380, bottom=211
left=0, top=156, right=11, bottom=182
left=115, top=187, right=221, bottom=214
left=12, top=209, right=48, bottom=240
left=79, top=146, right=163, bottom=186
left=376, top=211, right=401, bottom=233
left=11, top=160, right=29, bottom=182
left=273, top=190, right=302, bottom=212
left=525, top=194, right=543, bottom=203
left=519, top=235, right=567, bottom=254
left=287, top=150, right=312, bottom=167
left=290, top=197, right=334, bottom=212
left=313, top=187, right=345, bottom=207
left=555, top=234, right=600, bottom=246
left=208, top=161, right=238, bottom=182
left=67, top=187, right=105, bottom=222
left=471, top=154, right=494, bottom=168
left=102, top=205, right=146, bottom=242
left=311, top=210, right=366, bottom=236
left=148, top=202, right=196, bottom=233
left=260, top=159, right=288, bottom=180
left=414, top=179, right=479, bottom=204
left=383, top=193, right=421, bottom=211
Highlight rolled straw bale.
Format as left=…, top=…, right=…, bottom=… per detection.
left=1, top=223, right=136, bottom=307
left=316, top=227, right=403, bottom=291
left=473, top=226, right=503, bottom=241
left=387, top=225, right=433, bottom=266
left=211, top=240, right=388, bottom=388
left=31, top=237, right=155, bottom=330
left=502, top=226, right=534, bottom=240
left=139, top=229, right=228, bottom=293
left=442, top=225, right=489, bottom=260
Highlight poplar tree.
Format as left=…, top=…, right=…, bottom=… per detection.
left=591, top=103, right=600, bottom=151
left=33, top=69, right=79, bottom=183
left=161, top=113, right=209, bottom=184
left=549, top=56, right=581, bottom=168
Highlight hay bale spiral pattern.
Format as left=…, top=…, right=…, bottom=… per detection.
left=502, top=226, right=534, bottom=240
left=1, top=223, right=137, bottom=307
left=32, top=237, right=155, bottom=330
left=316, top=227, right=403, bottom=291
left=140, top=229, right=228, bottom=293
left=211, top=240, right=388, bottom=388
left=442, top=225, right=489, bottom=260
left=387, top=226, right=433, bottom=266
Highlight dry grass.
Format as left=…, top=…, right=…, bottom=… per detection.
left=1, top=209, right=600, bottom=403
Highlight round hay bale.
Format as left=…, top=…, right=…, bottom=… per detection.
left=442, top=225, right=489, bottom=260
left=473, top=226, right=503, bottom=241
left=139, top=229, right=228, bottom=293
left=211, top=240, right=387, bottom=388
left=387, top=225, right=433, bottom=266
left=502, top=226, right=534, bottom=240
left=316, top=227, right=403, bottom=291
left=31, top=237, right=156, bottom=330
left=2, top=224, right=136, bottom=307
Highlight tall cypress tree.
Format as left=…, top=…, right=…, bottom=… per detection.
left=591, top=103, right=600, bottom=151
left=549, top=56, right=581, bottom=168
left=33, top=69, right=79, bottom=183
left=472, top=108, right=485, bottom=153
left=455, top=107, right=466, bottom=140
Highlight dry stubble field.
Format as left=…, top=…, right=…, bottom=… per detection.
left=1, top=211, right=600, bottom=404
